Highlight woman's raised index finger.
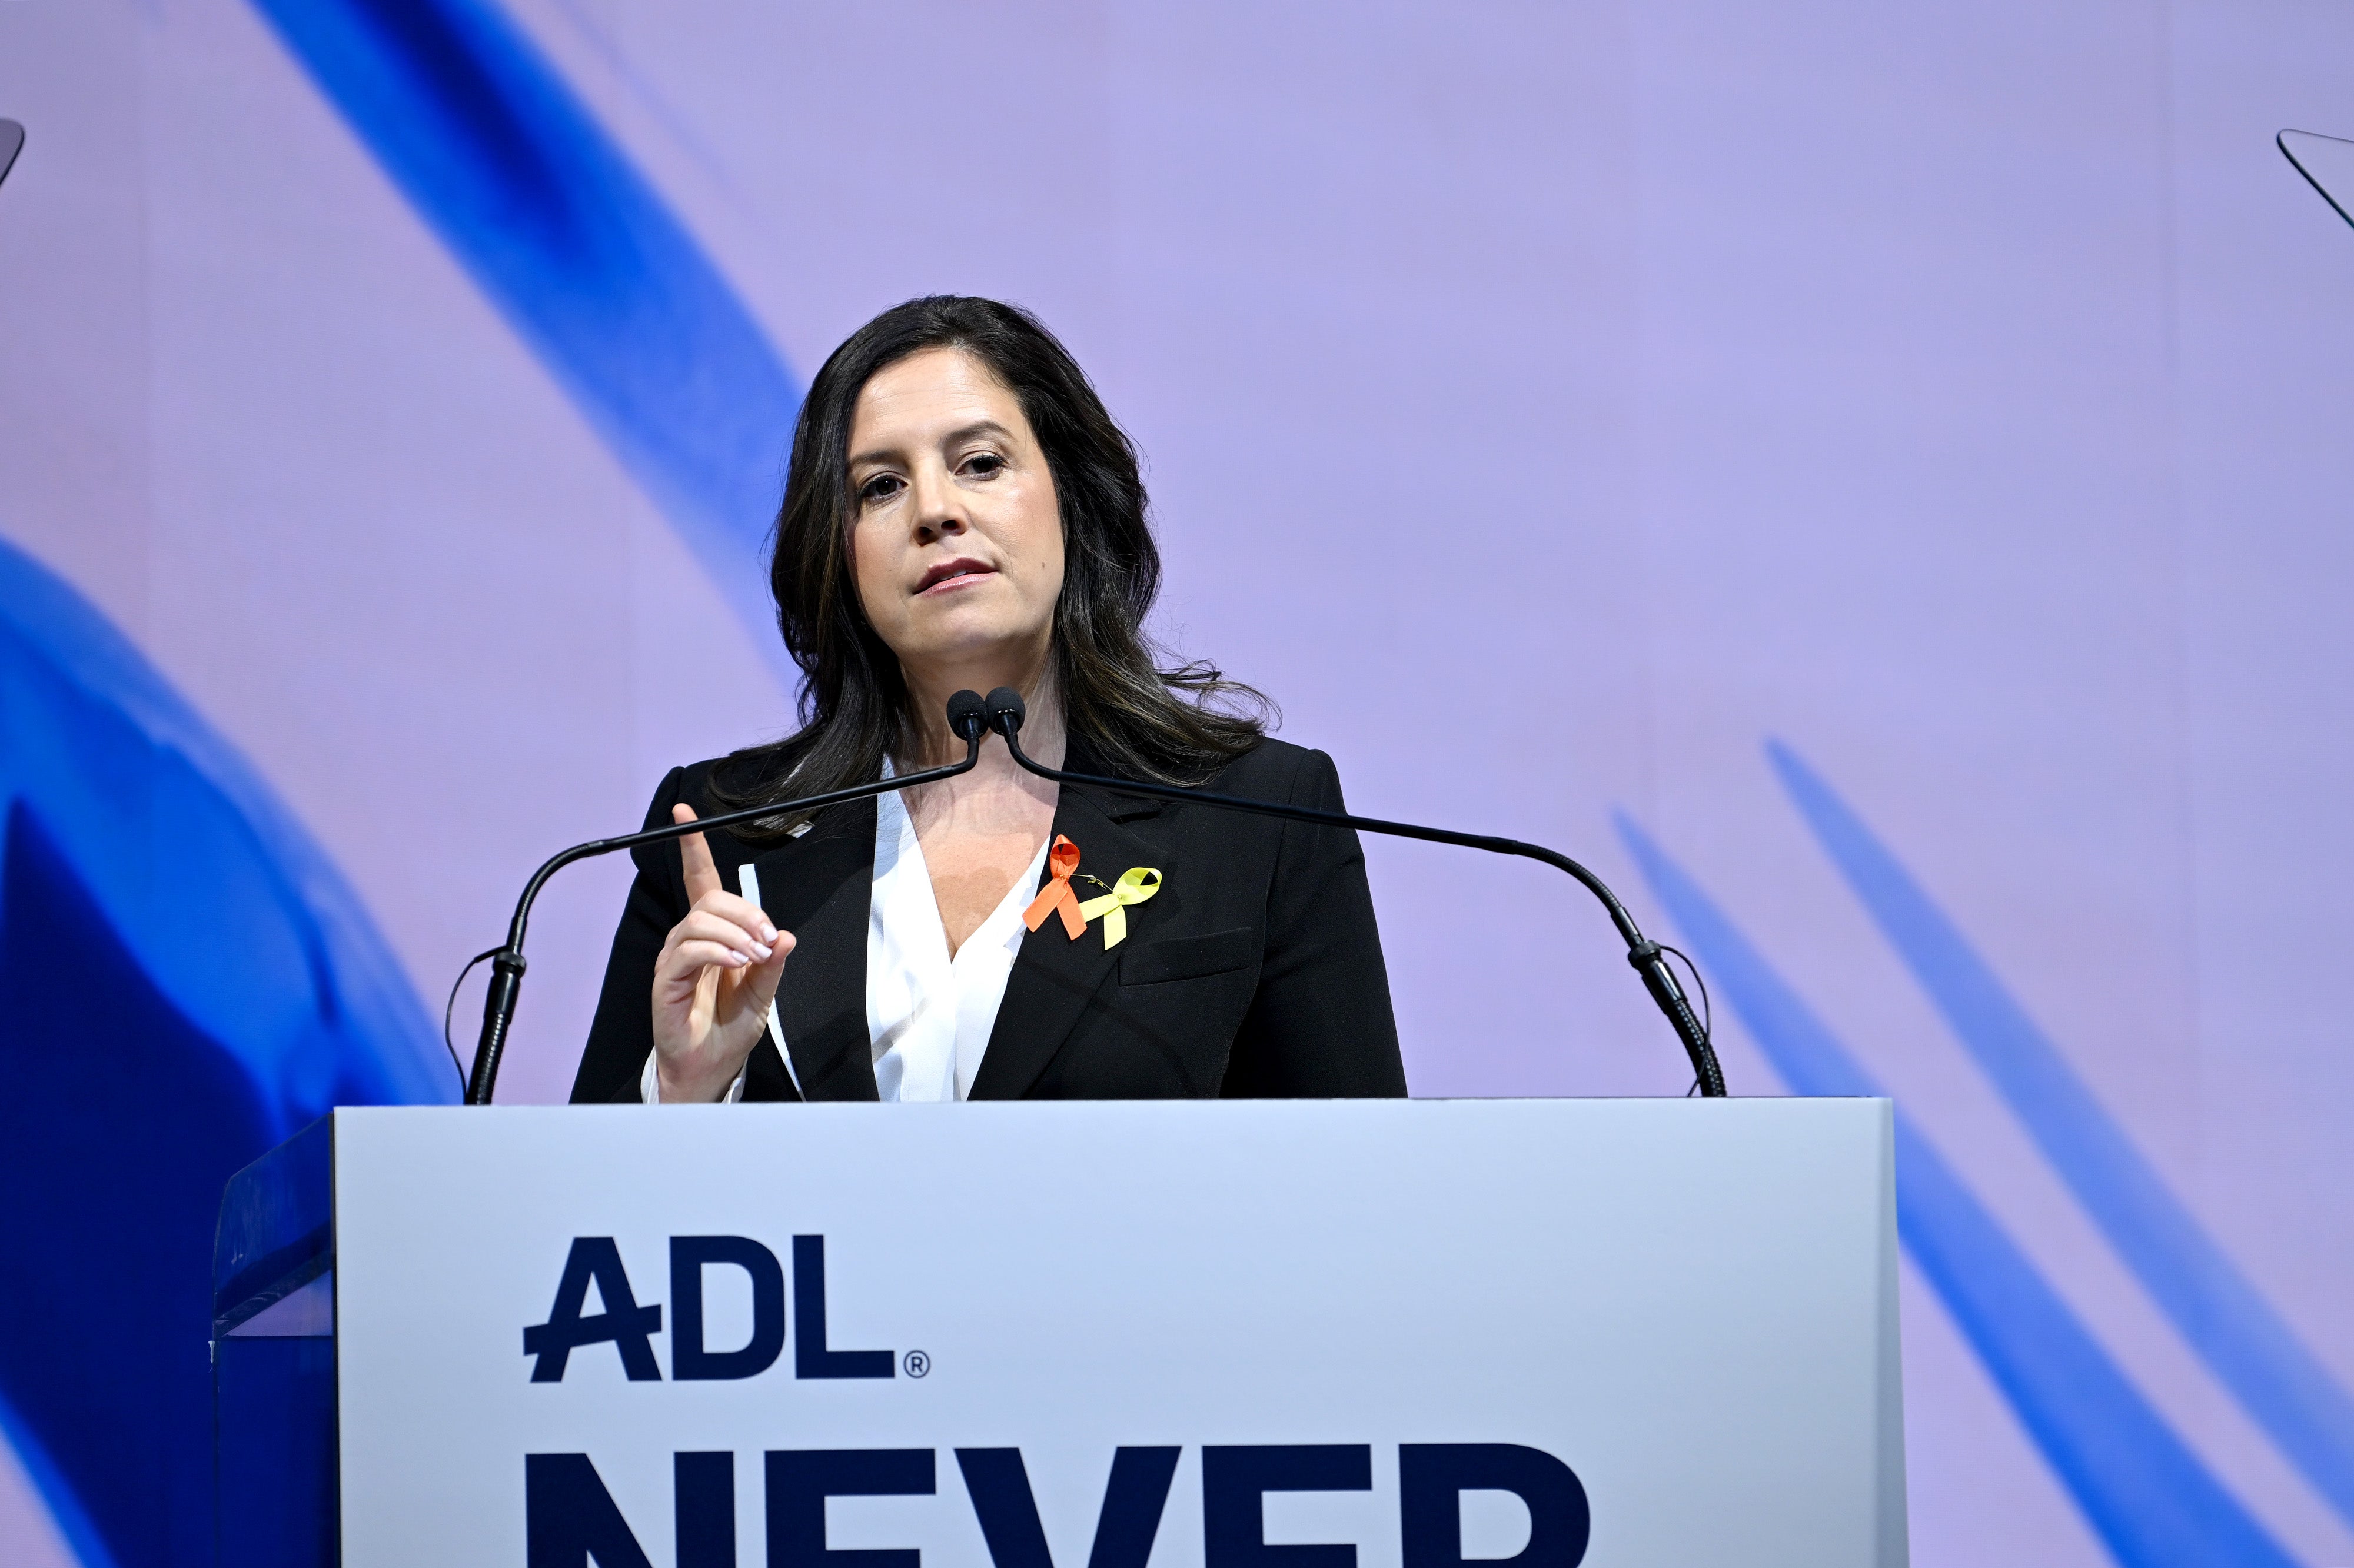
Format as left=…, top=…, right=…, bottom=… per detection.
left=673, top=802, right=723, bottom=905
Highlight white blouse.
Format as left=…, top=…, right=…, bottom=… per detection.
left=865, top=785, right=1052, bottom=1101
left=641, top=776, right=1050, bottom=1104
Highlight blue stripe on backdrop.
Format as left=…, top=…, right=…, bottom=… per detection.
left=0, top=536, right=452, bottom=1568
left=0, top=1387, right=119, bottom=1568
left=1615, top=813, right=2302, bottom=1568
left=1766, top=740, right=2354, bottom=1529
left=245, top=0, right=805, bottom=678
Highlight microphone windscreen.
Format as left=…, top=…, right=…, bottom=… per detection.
left=945, top=688, right=986, bottom=739
left=983, top=687, right=1027, bottom=734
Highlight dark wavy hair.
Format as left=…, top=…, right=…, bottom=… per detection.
left=710, top=295, right=1268, bottom=835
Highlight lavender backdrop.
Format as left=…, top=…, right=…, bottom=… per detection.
left=2, top=2, right=2352, bottom=1565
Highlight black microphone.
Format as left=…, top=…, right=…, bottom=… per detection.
left=463, top=689, right=993, bottom=1104
left=978, top=687, right=1726, bottom=1096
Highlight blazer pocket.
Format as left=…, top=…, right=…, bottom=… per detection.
left=1119, top=926, right=1255, bottom=986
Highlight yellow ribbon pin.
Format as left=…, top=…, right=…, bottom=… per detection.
left=1076, top=867, right=1162, bottom=948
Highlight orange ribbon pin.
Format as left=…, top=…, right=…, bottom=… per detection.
left=1022, top=835, right=1087, bottom=939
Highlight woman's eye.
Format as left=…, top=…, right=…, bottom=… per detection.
left=963, top=453, right=1004, bottom=478
left=859, top=474, right=903, bottom=504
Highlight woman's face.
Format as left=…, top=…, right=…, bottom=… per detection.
left=846, top=347, right=1065, bottom=684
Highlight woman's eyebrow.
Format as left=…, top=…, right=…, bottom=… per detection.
left=846, top=420, right=1013, bottom=472
left=940, top=419, right=1015, bottom=448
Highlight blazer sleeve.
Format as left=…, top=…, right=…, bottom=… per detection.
left=570, top=767, right=691, bottom=1104
left=1220, top=749, right=1409, bottom=1097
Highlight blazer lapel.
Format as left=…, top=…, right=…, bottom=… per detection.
left=745, top=799, right=879, bottom=1101
left=968, top=755, right=1169, bottom=1101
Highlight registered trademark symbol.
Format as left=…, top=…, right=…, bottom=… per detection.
left=903, top=1350, right=930, bottom=1378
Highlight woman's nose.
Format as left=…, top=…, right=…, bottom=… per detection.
left=915, top=509, right=966, bottom=545
left=910, top=468, right=967, bottom=541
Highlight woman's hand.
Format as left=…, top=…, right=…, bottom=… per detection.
left=650, top=804, right=794, bottom=1101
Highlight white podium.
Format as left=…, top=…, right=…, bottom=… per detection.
left=212, top=1100, right=1906, bottom=1567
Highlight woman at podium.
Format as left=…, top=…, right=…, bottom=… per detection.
left=571, top=297, right=1405, bottom=1104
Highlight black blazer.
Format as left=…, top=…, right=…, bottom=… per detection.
left=570, top=736, right=1407, bottom=1102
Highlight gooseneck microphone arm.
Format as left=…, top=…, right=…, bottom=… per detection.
left=978, top=688, right=1727, bottom=1097
left=463, top=691, right=993, bottom=1104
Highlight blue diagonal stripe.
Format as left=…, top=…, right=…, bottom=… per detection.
left=0, top=1385, right=118, bottom=1568
left=248, top=0, right=802, bottom=678
left=0, top=534, right=451, bottom=1568
left=1767, top=740, right=2354, bottom=1529
left=1616, top=812, right=2300, bottom=1568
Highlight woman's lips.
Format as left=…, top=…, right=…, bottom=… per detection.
left=915, top=561, right=997, bottom=595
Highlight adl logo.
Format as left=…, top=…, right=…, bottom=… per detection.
left=524, top=1233, right=894, bottom=1382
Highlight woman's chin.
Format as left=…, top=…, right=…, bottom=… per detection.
left=894, top=618, right=1052, bottom=677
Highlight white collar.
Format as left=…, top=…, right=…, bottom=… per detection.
left=866, top=765, right=1051, bottom=1101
